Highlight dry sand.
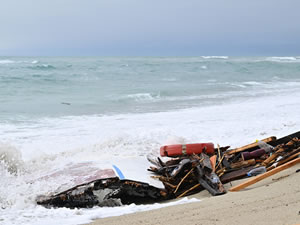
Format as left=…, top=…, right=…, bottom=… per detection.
left=88, top=164, right=300, bottom=225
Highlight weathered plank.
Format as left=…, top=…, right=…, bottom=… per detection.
left=210, top=155, right=217, bottom=172
left=267, top=149, right=300, bottom=171
left=220, top=166, right=255, bottom=183
left=230, top=159, right=256, bottom=169
left=225, top=137, right=276, bottom=155
left=272, top=131, right=300, bottom=146
left=229, top=157, right=300, bottom=192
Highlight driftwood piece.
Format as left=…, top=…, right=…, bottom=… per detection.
left=197, top=177, right=219, bottom=196
left=216, top=144, right=231, bottom=169
left=220, top=166, right=255, bottom=183
left=158, top=157, right=165, bottom=167
left=216, top=154, right=225, bottom=170
left=262, top=147, right=285, bottom=167
left=222, top=157, right=231, bottom=169
left=267, top=150, right=300, bottom=171
left=225, top=137, right=276, bottom=155
left=216, top=167, right=226, bottom=176
left=217, top=144, right=222, bottom=167
left=262, top=153, right=280, bottom=167
left=279, top=147, right=300, bottom=162
left=210, top=155, right=217, bottom=172
left=151, top=175, right=171, bottom=183
left=230, top=159, right=256, bottom=169
left=201, top=153, right=213, bottom=173
left=229, top=157, right=300, bottom=192
left=163, top=181, right=177, bottom=189
left=195, top=166, right=226, bottom=196
left=170, top=159, right=191, bottom=177
left=174, top=168, right=194, bottom=193
left=176, top=184, right=201, bottom=198
left=272, top=131, right=300, bottom=146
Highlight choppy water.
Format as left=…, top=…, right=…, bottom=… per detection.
left=0, top=56, right=300, bottom=225
left=1, top=56, right=300, bottom=120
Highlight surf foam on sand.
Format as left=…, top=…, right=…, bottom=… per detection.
left=1, top=91, right=299, bottom=225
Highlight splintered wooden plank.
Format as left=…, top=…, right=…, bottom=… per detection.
left=230, top=159, right=256, bottom=169
left=210, top=155, right=217, bottom=172
left=225, top=136, right=276, bottom=155
left=272, top=131, right=300, bottom=146
left=229, top=157, right=300, bottom=192
left=220, top=166, right=255, bottom=183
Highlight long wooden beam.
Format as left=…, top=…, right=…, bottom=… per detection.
left=225, top=137, right=276, bottom=155
left=229, top=157, right=300, bottom=192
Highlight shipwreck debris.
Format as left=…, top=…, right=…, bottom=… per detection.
left=229, top=157, right=300, bottom=191
left=37, top=177, right=165, bottom=208
left=36, top=131, right=300, bottom=208
left=148, top=153, right=226, bottom=198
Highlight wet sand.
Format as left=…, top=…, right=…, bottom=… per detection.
left=88, top=163, right=300, bottom=225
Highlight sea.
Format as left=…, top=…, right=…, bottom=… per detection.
left=1, top=56, right=300, bottom=225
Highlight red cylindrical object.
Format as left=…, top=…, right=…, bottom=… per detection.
left=160, top=143, right=215, bottom=157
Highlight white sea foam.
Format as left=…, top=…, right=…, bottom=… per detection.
left=0, top=198, right=199, bottom=225
left=230, top=83, right=247, bottom=88
left=0, top=91, right=300, bottom=224
left=28, top=64, right=55, bottom=69
left=40, top=64, right=54, bottom=68
left=242, top=81, right=264, bottom=86
left=124, top=93, right=160, bottom=102
left=0, top=142, right=24, bottom=174
left=266, top=56, right=299, bottom=62
left=201, top=56, right=228, bottom=59
left=0, top=59, right=15, bottom=64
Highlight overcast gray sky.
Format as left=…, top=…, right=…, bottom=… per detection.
left=1, top=0, right=300, bottom=56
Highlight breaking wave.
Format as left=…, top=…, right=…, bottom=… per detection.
left=201, top=56, right=229, bottom=59
left=0, top=142, right=24, bottom=175
left=123, top=93, right=161, bottom=102
left=29, top=64, right=56, bottom=70
left=265, top=56, right=299, bottom=63
left=0, top=60, right=15, bottom=64
left=0, top=59, right=40, bottom=64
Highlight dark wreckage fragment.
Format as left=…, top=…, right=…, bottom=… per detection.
left=37, top=177, right=166, bottom=208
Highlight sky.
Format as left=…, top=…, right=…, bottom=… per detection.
left=1, top=0, right=300, bottom=56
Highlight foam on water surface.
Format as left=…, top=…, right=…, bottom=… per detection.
left=1, top=197, right=200, bottom=225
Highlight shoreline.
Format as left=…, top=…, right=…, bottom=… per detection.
left=88, top=163, right=300, bottom=225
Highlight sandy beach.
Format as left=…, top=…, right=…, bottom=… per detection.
left=88, top=163, right=300, bottom=225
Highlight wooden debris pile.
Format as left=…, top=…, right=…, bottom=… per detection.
left=148, top=131, right=300, bottom=198
left=148, top=153, right=226, bottom=198
left=217, top=131, right=300, bottom=184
